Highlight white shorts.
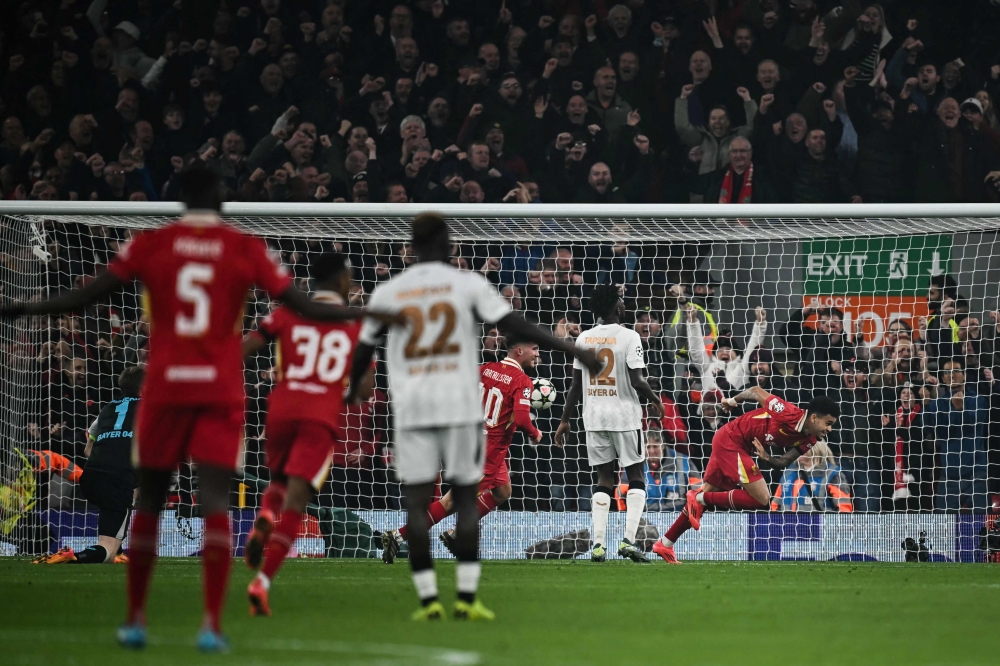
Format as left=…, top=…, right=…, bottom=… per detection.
left=394, top=423, right=485, bottom=486
left=586, top=429, right=645, bottom=468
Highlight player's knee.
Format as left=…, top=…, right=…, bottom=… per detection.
left=492, top=483, right=512, bottom=504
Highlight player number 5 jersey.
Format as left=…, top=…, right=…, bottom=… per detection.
left=573, top=323, right=646, bottom=432
left=359, top=262, right=512, bottom=429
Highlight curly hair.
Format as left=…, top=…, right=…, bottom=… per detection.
left=589, top=284, right=621, bottom=320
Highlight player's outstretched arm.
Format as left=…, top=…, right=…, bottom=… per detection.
left=0, top=270, right=124, bottom=318
left=346, top=341, right=378, bottom=404
left=720, top=385, right=774, bottom=412
left=241, top=333, right=268, bottom=358
left=554, top=369, right=584, bottom=448
left=497, top=313, right=601, bottom=374
left=278, top=285, right=403, bottom=325
left=751, top=437, right=803, bottom=470
left=628, top=368, right=665, bottom=418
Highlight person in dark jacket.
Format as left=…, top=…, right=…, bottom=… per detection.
left=909, top=98, right=1000, bottom=203
left=789, top=128, right=852, bottom=202
left=682, top=137, right=781, bottom=203
left=842, top=67, right=912, bottom=202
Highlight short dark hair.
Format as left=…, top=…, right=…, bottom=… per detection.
left=311, top=252, right=350, bottom=284
left=178, top=166, right=221, bottom=211
left=807, top=395, right=840, bottom=419
left=929, top=274, right=958, bottom=298
left=501, top=327, right=531, bottom=349
left=118, top=366, right=145, bottom=398
left=411, top=212, right=448, bottom=248
left=589, top=284, right=621, bottom=319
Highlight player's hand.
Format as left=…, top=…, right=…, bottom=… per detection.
left=531, top=429, right=543, bottom=444
left=755, top=306, right=766, bottom=324
left=751, top=437, right=768, bottom=460
left=553, top=421, right=570, bottom=448
left=344, top=386, right=362, bottom=406
left=720, top=396, right=738, bottom=413
left=576, top=348, right=602, bottom=375
left=647, top=400, right=665, bottom=419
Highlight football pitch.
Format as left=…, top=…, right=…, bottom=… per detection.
left=1, top=558, right=998, bottom=666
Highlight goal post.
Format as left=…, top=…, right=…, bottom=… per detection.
left=1, top=202, right=999, bottom=562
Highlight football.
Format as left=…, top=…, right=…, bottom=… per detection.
left=530, top=378, right=557, bottom=410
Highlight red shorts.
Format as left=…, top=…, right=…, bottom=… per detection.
left=703, top=434, right=764, bottom=491
left=135, top=402, right=245, bottom=471
left=266, top=419, right=337, bottom=491
left=478, top=445, right=510, bottom=492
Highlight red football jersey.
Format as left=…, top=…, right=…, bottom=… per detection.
left=719, top=395, right=818, bottom=455
left=108, top=215, right=291, bottom=406
left=480, top=358, right=537, bottom=454
left=255, top=297, right=362, bottom=432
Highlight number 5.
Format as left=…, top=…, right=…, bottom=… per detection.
left=176, top=262, right=213, bottom=336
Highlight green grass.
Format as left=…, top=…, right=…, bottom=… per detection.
left=1, top=558, right=998, bottom=665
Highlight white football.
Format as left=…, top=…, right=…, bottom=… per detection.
left=530, top=378, right=557, bottom=410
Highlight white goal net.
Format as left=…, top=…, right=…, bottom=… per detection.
left=2, top=202, right=999, bottom=562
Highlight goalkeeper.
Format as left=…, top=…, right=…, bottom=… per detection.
left=36, top=367, right=144, bottom=564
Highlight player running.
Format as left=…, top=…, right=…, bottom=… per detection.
left=380, top=328, right=543, bottom=563
left=556, top=285, right=664, bottom=563
left=0, top=168, right=384, bottom=652
left=348, top=213, right=600, bottom=621
left=34, top=367, right=145, bottom=565
left=241, top=252, right=373, bottom=616
left=652, top=385, right=839, bottom=564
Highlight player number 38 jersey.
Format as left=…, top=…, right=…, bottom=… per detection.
left=573, top=323, right=646, bottom=432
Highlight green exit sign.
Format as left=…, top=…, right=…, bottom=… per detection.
left=803, top=235, right=951, bottom=296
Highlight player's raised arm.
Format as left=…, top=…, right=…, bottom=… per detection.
left=498, top=312, right=601, bottom=374
left=241, top=331, right=269, bottom=358
left=554, top=369, right=584, bottom=448
left=0, top=270, right=124, bottom=318
left=720, top=385, right=774, bottom=412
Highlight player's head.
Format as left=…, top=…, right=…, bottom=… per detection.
left=178, top=166, right=222, bottom=211
left=804, top=395, right=840, bottom=438
left=590, top=284, right=624, bottom=322
left=411, top=212, right=450, bottom=262
left=502, top=328, right=540, bottom=370
left=118, top=365, right=145, bottom=398
left=311, top=252, right=352, bottom=299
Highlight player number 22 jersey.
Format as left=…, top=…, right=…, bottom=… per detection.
left=573, top=323, right=646, bottom=432
left=359, top=262, right=512, bottom=429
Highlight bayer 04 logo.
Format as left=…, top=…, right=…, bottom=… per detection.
left=530, top=378, right=557, bottom=410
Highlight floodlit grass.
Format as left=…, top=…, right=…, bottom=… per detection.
left=1, top=558, right=998, bottom=665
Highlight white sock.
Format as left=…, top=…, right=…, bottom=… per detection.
left=659, top=536, right=675, bottom=547
left=696, top=491, right=706, bottom=505
left=412, top=569, right=438, bottom=601
left=456, top=561, right=481, bottom=596
left=592, top=491, right=611, bottom=547
left=255, top=572, right=271, bottom=591
left=624, top=489, right=646, bottom=543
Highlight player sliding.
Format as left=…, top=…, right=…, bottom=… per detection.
left=380, top=329, right=543, bottom=563
left=652, top=385, right=839, bottom=564
left=556, top=285, right=665, bottom=563
left=349, top=213, right=600, bottom=621
left=241, top=252, right=373, bottom=616
left=0, top=168, right=388, bottom=652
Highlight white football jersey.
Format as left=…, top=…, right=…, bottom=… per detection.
left=359, top=261, right=512, bottom=429
left=573, top=323, right=646, bottom=431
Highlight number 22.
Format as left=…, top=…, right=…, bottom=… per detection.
left=401, top=302, right=460, bottom=359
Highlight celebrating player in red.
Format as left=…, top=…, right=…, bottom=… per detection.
left=652, top=386, right=839, bottom=564
left=241, top=252, right=373, bottom=616
left=380, top=329, right=543, bottom=563
left=0, top=168, right=377, bottom=652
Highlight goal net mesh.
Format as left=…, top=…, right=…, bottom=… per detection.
left=2, top=211, right=999, bottom=562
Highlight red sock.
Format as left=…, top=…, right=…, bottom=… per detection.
left=126, top=510, right=159, bottom=625
left=201, top=512, right=232, bottom=633
left=261, top=483, right=287, bottom=517
left=398, top=500, right=451, bottom=540
left=476, top=493, right=498, bottom=519
left=261, top=509, right=302, bottom=581
left=702, top=489, right=766, bottom=510
left=664, top=510, right=692, bottom=543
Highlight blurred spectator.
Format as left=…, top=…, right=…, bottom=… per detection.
left=684, top=305, right=767, bottom=398
left=779, top=304, right=852, bottom=395
left=644, top=430, right=702, bottom=512
left=770, top=442, right=853, bottom=512
left=682, top=136, right=780, bottom=203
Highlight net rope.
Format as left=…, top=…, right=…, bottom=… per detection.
left=2, top=209, right=999, bottom=561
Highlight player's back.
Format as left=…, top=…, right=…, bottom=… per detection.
left=109, top=216, right=290, bottom=406
left=362, top=261, right=511, bottom=429
left=480, top=359, right=532, bottom=446
left=575, top=323, right=644, bottom=432
left=259, top=298, right=362, bottom=431
left=722, top=395, right=816, bottom=452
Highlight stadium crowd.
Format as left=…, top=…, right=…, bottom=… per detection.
left=3, top=0, right=1000, bottom=204
left=4, top=0, right=1000, bottom=523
